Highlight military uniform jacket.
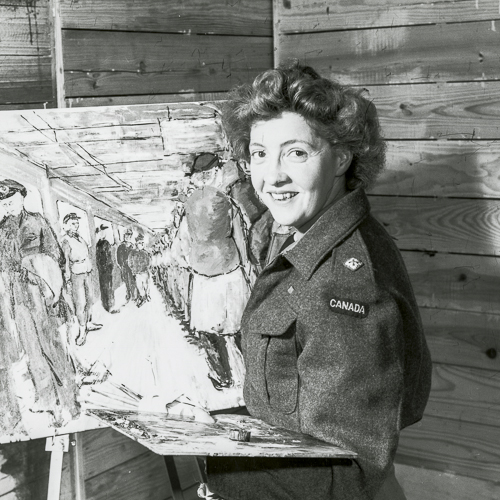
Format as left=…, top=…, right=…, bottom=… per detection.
left=242, top=188, right=432, bottom=499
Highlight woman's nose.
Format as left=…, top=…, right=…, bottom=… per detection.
left=263, top=157, right=288, bottom=185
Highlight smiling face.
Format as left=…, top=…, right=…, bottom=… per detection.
left=249, top=112, right=351, bottom=233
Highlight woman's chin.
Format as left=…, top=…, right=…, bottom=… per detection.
left=267, top=210, right=301, bottom=229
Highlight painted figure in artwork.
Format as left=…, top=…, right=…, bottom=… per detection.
left=61, top=212, right=102, bottom=346
left=116, top=228, right=138, bottom=303
left=96, top=223, right=118, bottom=314
left=127, top=234, right=151, bottom=308
left=0, top=179, right=79, bottom=433
left=158, top=156, right=273, bottom=390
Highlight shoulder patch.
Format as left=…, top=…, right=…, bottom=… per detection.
left=328, top=295, right=369, bottom=318
left=344, top=257, right=363, bottom=271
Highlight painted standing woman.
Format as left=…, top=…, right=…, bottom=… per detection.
left=204, top=64, right=432, bottom=499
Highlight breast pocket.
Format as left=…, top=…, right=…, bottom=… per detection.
left=246, top=301, right=299, bottom=414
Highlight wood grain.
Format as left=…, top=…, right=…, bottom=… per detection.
left=81, top=427, right=149, bottom=480
left=0, top=1, right=54, bottom=107
left=421, top=308, right=500, bottom=370
left=277, top=21, right=500, bottom=85
left=0, top=5, right=50, bottom=56
left=370, top=195, right=500, bottom=255
left=277, top=0, right=500, bottom=33
left=396, top=414, right=500, bottom=482
left=0, top=56, right=53, bottom=105
left=395, top=463, right=500, bottom=500
left=427, top=364, right=500, bottom=427
left=65, top=91, right=227, bottom=108
left=370, top=140, right=500, bottom=198
left=60, top=0, right=272, bottom=36
left=84, top=451, right=170, bottom=500
left=366, top=82, right=500, bottom=140
left=62, top=30, right=273, bottom=97
left=402, top=251, right=500, bottom=314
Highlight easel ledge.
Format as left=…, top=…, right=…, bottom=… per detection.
left=87, top=408, right=356, bottom=459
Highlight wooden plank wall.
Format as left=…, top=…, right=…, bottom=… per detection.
left=60, top=0, right=274, bottom=107
left=0, top=0, right=55, bottom=109
left=275, top=1, right=500, bottom=498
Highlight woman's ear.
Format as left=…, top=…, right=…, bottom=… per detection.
left=335, top=150, right=353, bottom=177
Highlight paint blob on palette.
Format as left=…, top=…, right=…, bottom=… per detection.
left=0, top=103, right=274, bottom=444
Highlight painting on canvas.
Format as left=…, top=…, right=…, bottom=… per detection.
left=0, top=103, right=273, bottom=443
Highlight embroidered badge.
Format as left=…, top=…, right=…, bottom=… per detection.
left=328, top=296, right=369, bottom=318
left=344, top=257, right=363, bottom=271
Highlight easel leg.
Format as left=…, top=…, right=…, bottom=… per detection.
left=164, top=456, right=185, bottom=500
left=70, top=433, right=86, bottom=500
left=46, top=435, right=69, bottom=500
left=195, top=456, right=208, bottom=483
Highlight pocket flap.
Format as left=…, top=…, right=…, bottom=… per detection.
left=247, top=300, right=297, bottom=337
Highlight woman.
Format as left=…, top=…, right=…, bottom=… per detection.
left=204, top=63, right=432, bottom=499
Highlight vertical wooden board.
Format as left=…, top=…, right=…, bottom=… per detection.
left=395, top=463, right=500, bottom=500
left=370, top=195, right=500, bottom=255
left=277, top=21, right=500, bottom=85
left=60, top=0, right=272, bottom=36
left=403, top=252, right=500, bottom=314
left=276, top=0, right=500, bottom=33
left=370, top=140, right=500, bottom=198
left=396, top=415, right=500, bottom=482
left=420, top=308, right=500, bottom=370
left=62, top=31, right=273, bottom=97
left=427, top=364, right=500, bottom=427
left=365, top=82, right=500, bottom=140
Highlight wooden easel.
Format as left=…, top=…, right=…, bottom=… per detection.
left=44, top=432, right=198, bottom=500
left=45, top=433, right=85, bottom=500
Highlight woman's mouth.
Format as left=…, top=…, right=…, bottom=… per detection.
left=269, top=192, right=298, bottom=201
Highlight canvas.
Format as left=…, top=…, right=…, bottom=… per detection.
left=0, top=103, right=274, bottom=444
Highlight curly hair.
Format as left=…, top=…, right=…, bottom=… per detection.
left=222, top=62, right=386, bottom=190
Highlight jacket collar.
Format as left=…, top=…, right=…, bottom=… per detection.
left=283, top=188, right=371, bottom=280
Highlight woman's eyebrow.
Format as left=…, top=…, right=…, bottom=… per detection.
left=250, top=139, right=316, bottom=148
left=281, top=139, right=315, bottom=148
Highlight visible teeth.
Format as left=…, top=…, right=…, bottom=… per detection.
left=270, top=192, right=296, bottom=201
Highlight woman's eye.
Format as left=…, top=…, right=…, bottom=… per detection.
left=287, top=149, right=308, bottom=161
left=250, top=150, right=266, bottom=161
